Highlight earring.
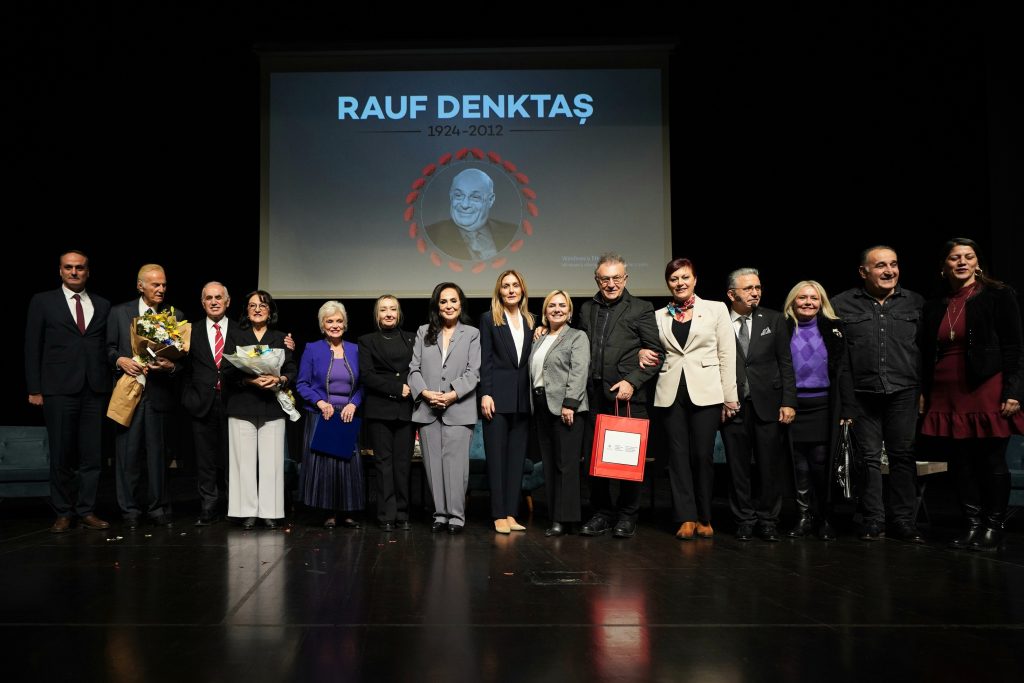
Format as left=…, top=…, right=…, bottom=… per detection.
left=976, top=267, right=983, bottom=273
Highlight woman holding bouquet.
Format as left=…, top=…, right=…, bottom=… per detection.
left=223, top=290, right=296, bottom=530
left=296, top=301, right=366, bottom=529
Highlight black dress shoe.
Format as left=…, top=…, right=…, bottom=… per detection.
left=447, top=524, right=463, bottom=535
left=859, top=521, right=885, bottom=541
left=785, top=515, right=815, bottom=538
left=151, top=514, right=173, bottom=527
left=341, top=518, right=361, bottom=529
left=124, top=516, right=140, bottom=531
left=396, top=520, right=412, bottom=531
left=263, top=518, right=279, bottom=529
left=890, top=522, right=925, bottom=544
left=579, top=515, right=611, bottom=537
left=817, top=518, right=837, bottom=541
left=735, top=524, right=754, bottom=541
left=758, top=523, right=780, bottom=542
left=612, top=519, right=637, bottom=538
left=380, top=521, right=395, bottom=532
left=242, top=517, right=257, bottom=530
left=431, top=521, right=447, bottom=533
left=195, top=512, right=220, bottom=527
left=968, top=526, right=1003, bottom=552
left=545, top=522, right=565, bottom=537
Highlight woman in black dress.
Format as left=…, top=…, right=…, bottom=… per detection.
left=919, top=238, right=1023, bottom=551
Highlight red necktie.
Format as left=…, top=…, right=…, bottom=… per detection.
left=213, top=323, right=224, bottom=390
left=72, top=294, right=86, bottom=334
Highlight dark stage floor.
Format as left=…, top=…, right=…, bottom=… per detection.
left=2, top=473, right=1024, bottom=682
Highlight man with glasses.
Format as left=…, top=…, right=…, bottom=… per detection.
left=425, top=168, right=519, bottom=261
left=578, top=252, right=664, bottom=539
left=107, top=264, right=184, bottom=529
left=721, top=268, right=797, bottom=542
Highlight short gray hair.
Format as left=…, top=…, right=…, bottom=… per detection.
left=317, top=300, right=348, bottom=332
left=594, top=252, right=627, bottom=276
left=200, top=281, right=230, bottom=301
left=727, top=267, right=760, bottom=290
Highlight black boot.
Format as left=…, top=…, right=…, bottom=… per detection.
left=970, top=473, right=1010, bottom=552
left=948, top=503, right=982, bottom=549
left=786, top=467, right=814, bottom=538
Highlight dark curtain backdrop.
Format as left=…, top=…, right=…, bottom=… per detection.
left=6, top=3, right=1021, bottom=427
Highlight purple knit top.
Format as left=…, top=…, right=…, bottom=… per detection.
left=791, top=319, right=829, bottom=398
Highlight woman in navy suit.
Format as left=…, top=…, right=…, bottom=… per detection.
left=479, top=270, right=535, bottom=534
left=296, top=301, right=365, bottom=529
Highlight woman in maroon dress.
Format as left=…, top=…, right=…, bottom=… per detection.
left=919, top=238, right=1024, bottom=551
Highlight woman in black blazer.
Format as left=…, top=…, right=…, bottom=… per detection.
left=479, top=270, right=535, bottom=534
left=919, top=238, right=1023, bottom=551
left=781, top=280, right=854, bottom=541
left=222, top=290, right=296, bottom=530
left=358, top=295, right=416, bottom=531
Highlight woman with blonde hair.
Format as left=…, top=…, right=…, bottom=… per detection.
left=478, top=270, right=536, bottom=534
left=781, top=280, right=854, bottom=540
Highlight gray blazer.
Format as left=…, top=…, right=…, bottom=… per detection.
left=528, top=326, right=590, bottom=417
left=408, top=322, right=481, bottom=426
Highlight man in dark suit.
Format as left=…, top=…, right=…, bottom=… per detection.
left=578, top=253, right=664, bottom=539
left=107, top=264, right=184, bottom=529
left=180, top=282, right=230, bottom=526
left=425, top=168, right=519, bottom=261
left=721, top=268, right=797, bottom=542
left=25, top=250, right=112, bottom=533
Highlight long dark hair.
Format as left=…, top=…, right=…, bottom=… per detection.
left=940, top=237, right=1006, bottom=292
left=424, top=282, right=470, bottom=346
left=238, top=289, right=279, bottom=329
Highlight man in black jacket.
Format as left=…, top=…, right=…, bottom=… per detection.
left=181, top=282, right=231, bottom=526
left=721, top=268, right=797, bottom=542
left=833, top=246, right=925, bottom=542
left=25, top=250, right=111, bottom=533
left=578, top=253, right=664, bottom=539
left=107, top=264, right=184, bottom=529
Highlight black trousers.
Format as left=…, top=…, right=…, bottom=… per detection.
left=534, top=405, right=584, bottom=523
left=660, top=378, right=721, bottom=523
left=43, top=389, right=105, bottom=518
left=114, top=394, right=171, bottom=520
left=367, top=418, right=414, bottom=523
left=721, top=397, right=784, bottom=524
left=850, top=388, right=919, bottom=525
left=483, top=412, right=530, bottom=519
left=583, top=382, right=645, bottom=522
left=191, top=394, right=228, bottom=514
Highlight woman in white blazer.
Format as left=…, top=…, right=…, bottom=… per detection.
left=528, top=290, right=590, bottom=537
left=408, top=282, right=481, bottom=534
left=645, top=258, right=738, bottom=540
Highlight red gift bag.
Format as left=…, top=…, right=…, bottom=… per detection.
left=589, top=401, right=649, bottom=481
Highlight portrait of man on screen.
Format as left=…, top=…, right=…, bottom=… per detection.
left=425, top=168, right=519, bottom=261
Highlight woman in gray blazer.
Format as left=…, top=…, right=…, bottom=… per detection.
left=408, top=282, right=481, bottom=534
left=528, top=290, right=590, bottom=537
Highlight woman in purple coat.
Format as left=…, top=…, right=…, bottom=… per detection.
left=296, top=300, right=365, bottom=528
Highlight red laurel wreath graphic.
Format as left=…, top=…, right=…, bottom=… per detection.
left=403, top=148, right=539, bottom=272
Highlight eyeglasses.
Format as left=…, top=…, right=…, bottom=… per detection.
left=731, top=285, right=762, bottom=293
left=596, top=274, right=627, bottom=285
left=247, top=303, right=269, bottom=311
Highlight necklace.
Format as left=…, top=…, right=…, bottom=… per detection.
left=945, top=285, right=975, bottom=340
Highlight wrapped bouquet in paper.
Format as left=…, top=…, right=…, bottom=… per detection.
left=223, top=344, right=301, bottom=421
left=106, top=308, right=192, bottom=427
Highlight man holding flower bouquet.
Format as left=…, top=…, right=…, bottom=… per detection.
left=107, top=264, right=187, bottom=529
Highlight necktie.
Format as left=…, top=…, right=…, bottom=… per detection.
left=72, top=294, right=86, bottom=334
left=737, top=315, right=750, bottom=356
left=213, top=323, right=224, bottom=391
left=145, top=308, right=155, bottom=315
